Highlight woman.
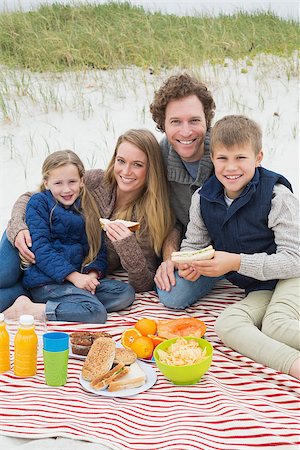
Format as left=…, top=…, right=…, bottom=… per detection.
left=0, top=129, right=175, bottom=315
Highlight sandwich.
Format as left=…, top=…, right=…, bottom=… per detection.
left=90, top=362, right=129, bottom=390
left=171, top=245, right=215, bottom=264
left=113, top=347, right=137, bottom=365
left=99, top=218, right=140, bottom=232
left=108, top=362, right=146, bottom=392
left=81, top=336, right=116, bottom=381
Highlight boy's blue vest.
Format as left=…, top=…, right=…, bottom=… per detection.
left=199, top=167, right=292, bottom=294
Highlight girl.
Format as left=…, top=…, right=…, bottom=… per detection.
left=3, top=150, right=135, bottom=323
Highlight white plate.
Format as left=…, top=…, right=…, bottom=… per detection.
left=79, top=360, right=157, bottom=397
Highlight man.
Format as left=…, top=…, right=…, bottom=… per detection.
left=150, top=73, right=218, bottom=306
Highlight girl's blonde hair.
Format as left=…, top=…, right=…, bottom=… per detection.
left=105, top=129, right=174, bottom=255
left=40, top=150, right=101, bottom=267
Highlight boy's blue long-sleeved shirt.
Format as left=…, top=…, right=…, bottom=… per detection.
left=23, top=190, right=107, bottom=289
left=199, top=167, right=292, bottom=294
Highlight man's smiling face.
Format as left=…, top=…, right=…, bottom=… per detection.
left=164, top=95, right=207, bottom=162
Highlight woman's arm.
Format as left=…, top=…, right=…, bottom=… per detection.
left=6, top=192, right=36, bottom=262
left=239, top=184, right=300, bottom=280
left=6, top=192, right=32, bottom=244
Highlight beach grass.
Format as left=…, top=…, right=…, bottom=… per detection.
left=0, top=1, right=299, bottom=72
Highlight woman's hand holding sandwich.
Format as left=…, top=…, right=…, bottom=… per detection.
left=105, top=222, right=133, bottom=242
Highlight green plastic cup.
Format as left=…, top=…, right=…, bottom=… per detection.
left=43, top=349, right=69, bottom=386
left=43, top=332, right=69, bottom=386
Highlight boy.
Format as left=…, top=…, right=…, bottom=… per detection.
left=174, top=115, right=300, bottom=378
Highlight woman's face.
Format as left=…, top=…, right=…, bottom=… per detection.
left=114, top=141, right=148, bottom=196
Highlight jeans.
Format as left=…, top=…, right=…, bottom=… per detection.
left=31, top=278, right=135, bottom=323
left=157, top=271, right=219, bottom=309
left=0, top=231, right=29, bottom=311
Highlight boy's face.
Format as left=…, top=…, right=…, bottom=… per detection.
left=164, top=95, right=207, bottom=162
left=211, top=142, right=263, bottom=199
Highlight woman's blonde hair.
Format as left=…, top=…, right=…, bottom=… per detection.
left=105, top=129, right=174, bottom=255
left=40, top=150, right=101, bottom=267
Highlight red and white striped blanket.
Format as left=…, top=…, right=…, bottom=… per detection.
left=0, top=275, right=299, bottom=450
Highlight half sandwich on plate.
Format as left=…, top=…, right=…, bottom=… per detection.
left=90, top=362, right=146, bottom=392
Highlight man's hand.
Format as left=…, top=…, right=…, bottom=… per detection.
left=154, top=259, right=178, bottom=291
left=15, top=229, right=36, bottom=264
left=104, top=222, right=132, bottom=242
left=66, top=271, right=100, bottom=294
left=155, top=228, right=182, bottom=291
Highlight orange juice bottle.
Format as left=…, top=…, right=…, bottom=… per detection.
left=14, top=314, right=38, bottom=377
left=0, top=313, right=10, bottom=373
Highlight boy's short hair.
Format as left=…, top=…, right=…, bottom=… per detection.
left=210, top=115, right=262, bottom=155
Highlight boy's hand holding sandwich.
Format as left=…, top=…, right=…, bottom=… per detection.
left=179, top=251, right=241, bottom=281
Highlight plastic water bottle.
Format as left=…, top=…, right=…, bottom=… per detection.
left=0, top=313, right=10, bottom=373
left=14, top=314, right=38, bottom=377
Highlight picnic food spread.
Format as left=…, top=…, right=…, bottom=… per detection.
left=72, top=317, right=209, bottom=393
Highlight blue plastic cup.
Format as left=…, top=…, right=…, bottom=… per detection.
left=43, top=332, right=69, bottom=386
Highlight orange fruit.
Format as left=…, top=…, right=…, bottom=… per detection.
left=131, top=336, right=154, bottom=359
left=147, top=334, right=167, bottom=348
left=134, top=318, right=157, bottom=336
left=121, top=328, right=142, bottom=350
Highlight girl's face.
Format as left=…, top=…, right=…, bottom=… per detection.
left=211, top=142, right=263, bottom=199
left=114, top=141, right=148, bottom=197
left=44, top=163, right=83, bottom=206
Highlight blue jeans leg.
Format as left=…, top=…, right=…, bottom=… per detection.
left=157, top=271, right=219, bottom=309
left=0, top=231, right=29, bottom=310
left=31, top=282, right=108, bottom=323
left=96, top=278, right=135, bottom=312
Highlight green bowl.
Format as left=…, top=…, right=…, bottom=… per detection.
left=153, top=336, right=213, bottom=385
